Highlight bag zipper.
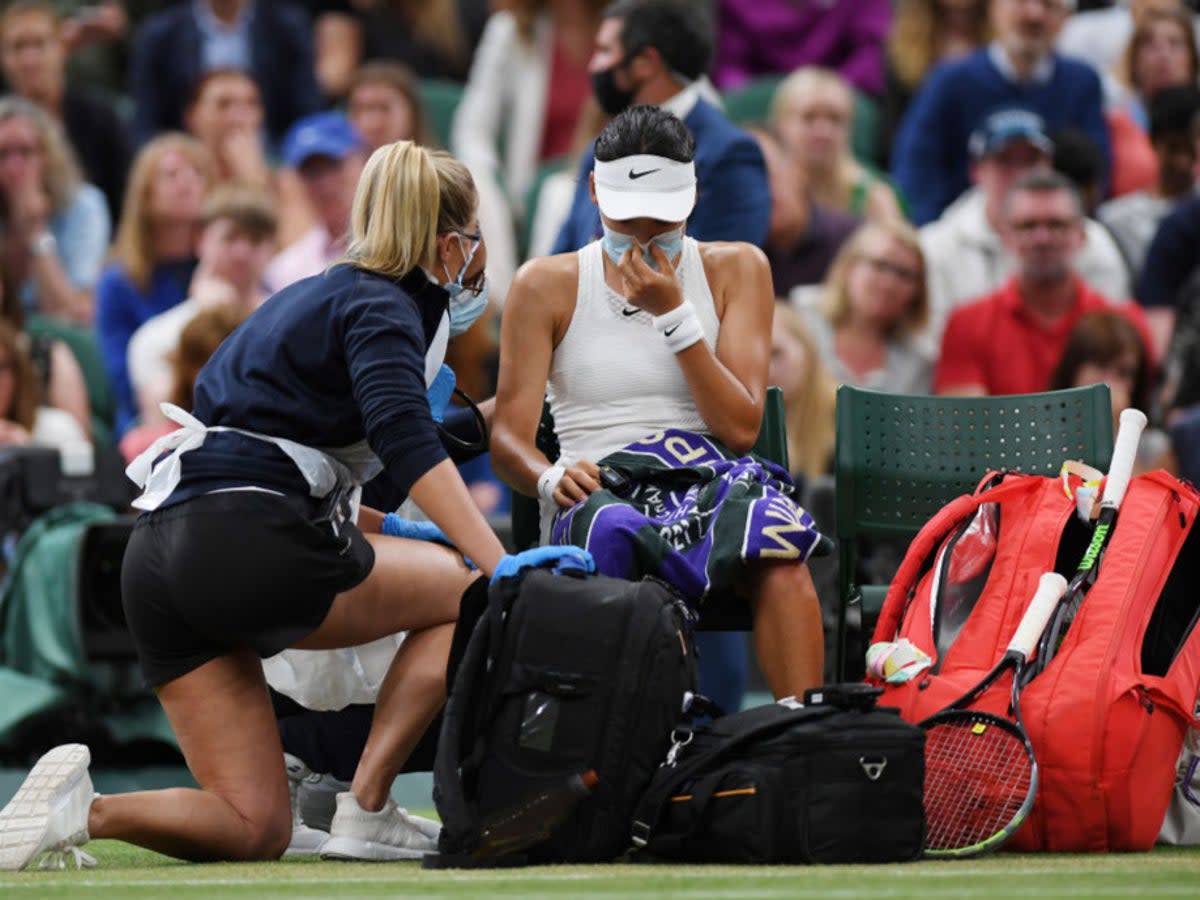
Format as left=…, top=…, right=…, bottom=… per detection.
left=1087, top=488, right=1171, bottom=781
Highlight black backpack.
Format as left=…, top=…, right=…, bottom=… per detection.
left=428, top=564, right=698, bottom=867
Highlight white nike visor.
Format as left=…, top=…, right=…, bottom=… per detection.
left=593, top=154, right=697, bottom=222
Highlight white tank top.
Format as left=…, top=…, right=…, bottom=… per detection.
left=547, top=237, right=720, bottom=469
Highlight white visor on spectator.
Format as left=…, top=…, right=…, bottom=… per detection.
left=593, top=154, right=697, bottom=222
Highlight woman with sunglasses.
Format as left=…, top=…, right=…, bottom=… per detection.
left=801, top=219, right=932, bottom=393
left=492, top=105, right=828, bottom=703
left=0, top=141, right=547, bottom=870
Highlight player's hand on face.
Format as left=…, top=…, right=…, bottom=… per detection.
left=618, top=242, right=683, bottom=317
left=553, top=459, right=601, bottom=508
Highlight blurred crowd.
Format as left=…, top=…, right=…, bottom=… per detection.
left=2, top=0, right=1200, bottom=521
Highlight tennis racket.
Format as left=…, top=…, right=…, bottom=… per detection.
left=921, top=571, right=1067, bottom=858
left=1033, top=408, right=1148, bottom=677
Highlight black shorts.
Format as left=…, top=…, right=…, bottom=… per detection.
left=122, top=490, right=375, bottom=687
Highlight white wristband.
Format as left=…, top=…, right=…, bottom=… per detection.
left=537, top=464, right=566, bottom=503
left=651, top=301, right=704, bottom=353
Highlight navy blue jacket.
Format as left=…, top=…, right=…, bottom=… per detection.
left=129, top=1, right=322, bottom=147
left=891, top=49, right=1109, bottom=226
left=551, top=98, right=771, bottom=253
left=1137, top=193, right=1200, bottom=310
left=174, top=265, right=450, bottom=504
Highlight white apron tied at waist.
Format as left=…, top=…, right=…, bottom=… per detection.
left=125, top=403, right=382, bottom=517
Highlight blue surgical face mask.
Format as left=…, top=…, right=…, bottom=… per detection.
left=600, top=224, right=684, bottom=271
left=447, top=277, right=489, bottom=337
left=444, top=234, right=488, bottom=337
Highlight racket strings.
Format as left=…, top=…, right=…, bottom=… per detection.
left=924, top=714, right=1034, bottom=851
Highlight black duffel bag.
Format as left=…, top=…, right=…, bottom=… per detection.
left=630, top=684, right=926, bottom=864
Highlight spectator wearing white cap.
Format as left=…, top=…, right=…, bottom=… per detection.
left=918, top=108, right=1130, bottom=356
left=264, top=111, right=367, bottom=293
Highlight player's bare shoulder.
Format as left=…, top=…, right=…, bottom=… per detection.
left=697, top=240, right=772, bottom=307
left=509, top=251, right=580, bottom=319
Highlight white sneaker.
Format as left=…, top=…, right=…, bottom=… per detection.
left=283, top=754, right=329, bottom=857
left=297, top=768, right=350, bottom=834
left=320, top=792, right=440, bottom=861
left=0, top=744, right=96, bottom=871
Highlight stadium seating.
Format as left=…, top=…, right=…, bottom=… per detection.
left=418, top=78, right=465, bottom=149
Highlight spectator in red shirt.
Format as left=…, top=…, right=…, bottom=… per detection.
left=936, top=169, right=1150, bottom=396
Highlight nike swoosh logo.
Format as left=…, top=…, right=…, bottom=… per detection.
left=622, top=307, right=640, bottom=316
left=628, top=168, right=660, bottom=180
left=664, top=323, right=681, bottom=337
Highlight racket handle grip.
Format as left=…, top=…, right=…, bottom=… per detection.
left=1009, top=572, right=1068, bottom=659
left=1102, top=408, right=1148, bottom=512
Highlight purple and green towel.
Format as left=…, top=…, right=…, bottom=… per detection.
left=551, top=429, right=825, bottom=605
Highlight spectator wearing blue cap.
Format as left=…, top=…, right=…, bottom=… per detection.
left=891, top=0, right=1109, bottom=226
left=918, top=108, right=1129, bottom=357
left=265, top=111, right=368, bottom=293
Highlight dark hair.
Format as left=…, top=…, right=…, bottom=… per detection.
left=1149, top=85, right=1200, bottom=143
left=187, top=67, right=259, bottom=111
left=603, top=0, right=712, bottom=82
left=594, top=104, right=696, bottom=163
left=1050, top=128, right=1103, bottom=196
left=1050, top=311, right=1150, bottom=413
left=1003, top=169, right=1084, bottom=221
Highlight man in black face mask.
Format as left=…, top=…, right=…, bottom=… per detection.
left=551, top=0, right=770, bottom=257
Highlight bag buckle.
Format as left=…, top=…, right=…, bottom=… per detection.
left=630, top=820, right=650, bottom=848
left=859, top=756, right=888, bottom=781
left=664, top=728, right=693, bottom=767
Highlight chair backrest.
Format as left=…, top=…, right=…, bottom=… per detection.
left=832, top=384, right=1115, bottom=677
left=834, top=385, right=1114, bottom=543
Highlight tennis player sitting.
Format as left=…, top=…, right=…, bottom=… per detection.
left=492, top=105, right=827, bottom=701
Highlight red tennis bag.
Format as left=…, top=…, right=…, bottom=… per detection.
left=870, top=470, right=1200, bottom=851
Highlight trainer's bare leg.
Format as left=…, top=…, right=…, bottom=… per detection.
left=88, top=650, right=292, bottom=861
left=294, top=535, right=476, bottom=811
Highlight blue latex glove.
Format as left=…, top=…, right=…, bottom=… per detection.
left=490, top=545, right=596, bottom=584
left=381, top=513, right=451, bottom=544
left=426, top=364, right=456, bottom=424
left=381, top=513, right=476, bottom=569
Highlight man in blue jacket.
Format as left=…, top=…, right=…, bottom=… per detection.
left=891, top=0, right=1108, bottom=226
left=551, top=0, right=770, bottom=254
left=129, top=0, right=321, bottom=149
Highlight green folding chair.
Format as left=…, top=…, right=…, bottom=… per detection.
left=832, top=384, right=1115, bottom=679
left=509, top=386, right=789, bottom=631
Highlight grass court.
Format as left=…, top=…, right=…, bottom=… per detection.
left=0, top=840, right=1197, bottom=899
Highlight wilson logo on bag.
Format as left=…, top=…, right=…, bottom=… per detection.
left=870, top=470, right=1200, bottom=851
